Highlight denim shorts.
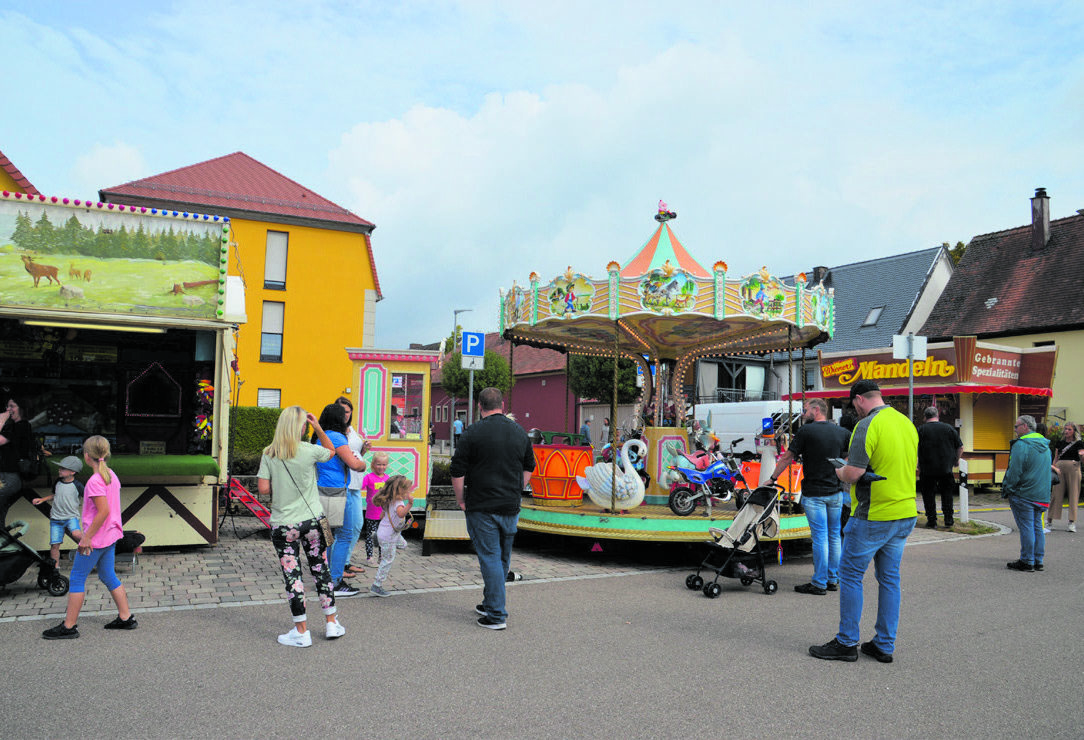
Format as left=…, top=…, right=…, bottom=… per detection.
left=49, top=517, right=82, bottom=545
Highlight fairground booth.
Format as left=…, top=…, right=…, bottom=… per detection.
left=791, top=336, right=1057, bottom=485
left=0, top=190, right=245, bottom=549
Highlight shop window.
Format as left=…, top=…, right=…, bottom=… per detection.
left=257, top=388, right=281, bottom=408
left=862, top=306, right=885, bottom=327
left=264, top=231, right=288, bottom=290
left=261, top=301, right=284, bottom=362
left=973, top=394, right=1013, bottom=451
left=804, top=367, right=817, bottom=391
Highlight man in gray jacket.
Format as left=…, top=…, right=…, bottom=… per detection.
left=1002, top=415, right=1052, bottom=572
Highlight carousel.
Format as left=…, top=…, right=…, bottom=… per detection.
left=499, top=203, right=835, bottom=542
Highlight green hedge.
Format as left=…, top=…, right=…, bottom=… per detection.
left=228, top=406, right=281, bottom=475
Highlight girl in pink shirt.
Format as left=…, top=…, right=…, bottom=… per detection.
left=360, top=452, right=389, bottom=565
left=42, top=436, right=136, bottom=639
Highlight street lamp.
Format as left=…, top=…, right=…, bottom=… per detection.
left=450, top=308, right=472, bottom=452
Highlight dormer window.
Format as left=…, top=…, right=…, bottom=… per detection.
left=862, top=306, right=885, bottom=327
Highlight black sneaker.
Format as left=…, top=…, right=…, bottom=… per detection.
left=477, top=616, right=506, bottom=630
left=333, top=580, right=361, bottom=597
left=809, top=638, right=858, bottom=662
left=1006, top=560, right=1034, bottom=572
left=925, top=520, right=937, bottom=529
left=104, top=615, right=138, bottom=630
left=794, top=582, right=827, bottom=595
left=506, top=570, right=523, bottom=582
left=1034, top=563, right=1045, bottom=572
left=860, top=641, right=893, bottom=663
left=826, top=582, right=838, bottom=592
left=474, top=604, right=487, bottom=616
left=42, top=623, right=79, bottom=640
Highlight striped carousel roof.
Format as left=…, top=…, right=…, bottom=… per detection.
left=620, top=222, right=709, bottom=278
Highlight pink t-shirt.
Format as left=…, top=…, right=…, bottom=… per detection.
left=82, top=471, right=124, bottom=549
left=362, top=473, right=389, bottom=520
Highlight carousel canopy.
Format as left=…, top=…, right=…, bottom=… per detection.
left=499, top=209, right=834, bottom=370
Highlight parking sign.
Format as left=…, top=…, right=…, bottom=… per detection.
left=462, top=331, right=484, bottom=357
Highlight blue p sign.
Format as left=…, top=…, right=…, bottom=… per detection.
left=462, top=331, right=484, bottom=357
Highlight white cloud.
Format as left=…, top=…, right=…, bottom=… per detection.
left=70, top=143, right=148, bottom=197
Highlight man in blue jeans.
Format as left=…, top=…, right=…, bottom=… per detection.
left=767, top=398, right=850, bottom=595
left=809, top=379, right=917, bottom=664
left=451, top=387, right=535, bottom=630
left=1002, top=415, right=1051, bottom=572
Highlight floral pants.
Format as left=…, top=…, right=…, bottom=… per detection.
left=271, top=518, right=336, bottom=618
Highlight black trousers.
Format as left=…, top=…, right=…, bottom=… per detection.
left=920, top=473, right=956, bottom=525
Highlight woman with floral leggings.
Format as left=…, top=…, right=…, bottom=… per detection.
left=257, top=406, right=346, bottom=647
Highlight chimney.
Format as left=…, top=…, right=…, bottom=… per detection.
left=1031, top=187, right=1050, bottom=250
left=811, top=265, right=830, bottom=285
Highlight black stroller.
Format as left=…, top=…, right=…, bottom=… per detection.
left=684, top=485, right=781, bottom=598
left=0, top=485, right=69, bottom=596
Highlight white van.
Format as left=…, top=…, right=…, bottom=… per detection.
left=691, top=401, right=803, bottom=457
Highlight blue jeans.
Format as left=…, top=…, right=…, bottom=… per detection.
left=837, top=516, right=916, bottom=654
left=803, top=493, right=842, bottom=589
left=329, top=489, right=362, bottom=583
left=1008, top=496, right=1045, bottom=566
left=464, top=510, right=519, bottom=622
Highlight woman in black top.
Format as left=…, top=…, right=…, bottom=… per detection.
left=1049, top=422, right=1083, bottom=532
left=0, top=396, right=33, bottom=522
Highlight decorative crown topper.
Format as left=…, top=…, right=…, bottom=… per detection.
left=529, top=271, right=539, bottom=283
left=607, top=260, right=621, bottom=272
left=661, top=259, right=676, bottom=277
left=563, top=265, right=575, bottom=282
left=797, top=272, right=807, bottom=283
left=713, top=260, right=728, bottom=273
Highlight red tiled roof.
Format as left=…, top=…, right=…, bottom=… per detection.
left=100, top=152, right=381, bottom=298
left=433, top=332, right=566, bottom=384
left=0, top=149, right=40, bottom=196
left=100, top=152, right=373, bottom=228
left=922, top=210, right=1084, bottom=338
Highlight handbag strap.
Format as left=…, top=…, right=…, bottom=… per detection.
left=280, top=458, right=324, bottom=523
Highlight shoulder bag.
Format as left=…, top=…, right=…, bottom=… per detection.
left=281, top=461, right=335, bottom=548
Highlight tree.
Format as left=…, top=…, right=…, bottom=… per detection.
left=944, top=241, right=967, bottom=266
left=440, top=350, right=513, bottom=400
left=567, top=355, right=640, bottom=404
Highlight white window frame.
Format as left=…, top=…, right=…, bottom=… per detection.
left=264, top=231, right=288, bottom=290
left=261, top=301, right=285, bottom=362
left=256, top=388, right=281, bottom=408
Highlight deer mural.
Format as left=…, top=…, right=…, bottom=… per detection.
left=83, top=269, right=92, bottom=282
left=21, top=255, right=62, bottom=287
left=69, top=263, right=83, bottom=280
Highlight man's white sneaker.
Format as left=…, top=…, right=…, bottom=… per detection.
left=1069, top=522, right=1076, bottom=533
left=325, top=619, right=346, bottom=639
left=277, top=627, right=312, bottom=648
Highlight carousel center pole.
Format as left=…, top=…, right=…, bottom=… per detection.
left=611, top=322, right=619, bottom=512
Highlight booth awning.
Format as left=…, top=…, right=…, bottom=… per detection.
left=783, top=384, right=1053, bottom=401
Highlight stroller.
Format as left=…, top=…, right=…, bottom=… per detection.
left=0, top=485, right=70, bottom=597
left=684, top=484, right=781, bottom=598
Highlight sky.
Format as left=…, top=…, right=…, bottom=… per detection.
left=3, top=1, right=1084, bottom=349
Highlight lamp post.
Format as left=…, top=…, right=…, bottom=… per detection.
left=450, top=308, right=472, bottom=452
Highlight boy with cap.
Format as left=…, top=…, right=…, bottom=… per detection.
left=32, top=456, right=85, bottom=566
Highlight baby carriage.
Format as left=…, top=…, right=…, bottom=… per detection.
left=0, top=486, right=69, bottom=596
left=684, top=484, right=781, bottom=598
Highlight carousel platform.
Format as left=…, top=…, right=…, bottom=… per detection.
left=517, top=500, right=810, bottom=543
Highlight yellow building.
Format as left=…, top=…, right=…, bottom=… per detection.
left=101, top=153, right=380, bottom=412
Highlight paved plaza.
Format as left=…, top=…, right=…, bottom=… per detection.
left=3, top=495, right=1081, bottom=739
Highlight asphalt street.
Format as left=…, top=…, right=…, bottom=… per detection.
left=2, top=504, right=1081, bottom=739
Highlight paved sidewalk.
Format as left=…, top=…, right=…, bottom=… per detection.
left=0, top=492, right=1012, bottom=622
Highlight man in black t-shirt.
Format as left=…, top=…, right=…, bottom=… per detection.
left=918, top=407, right=963, bottom=529
left=768, top=398, right=850, bottom=595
